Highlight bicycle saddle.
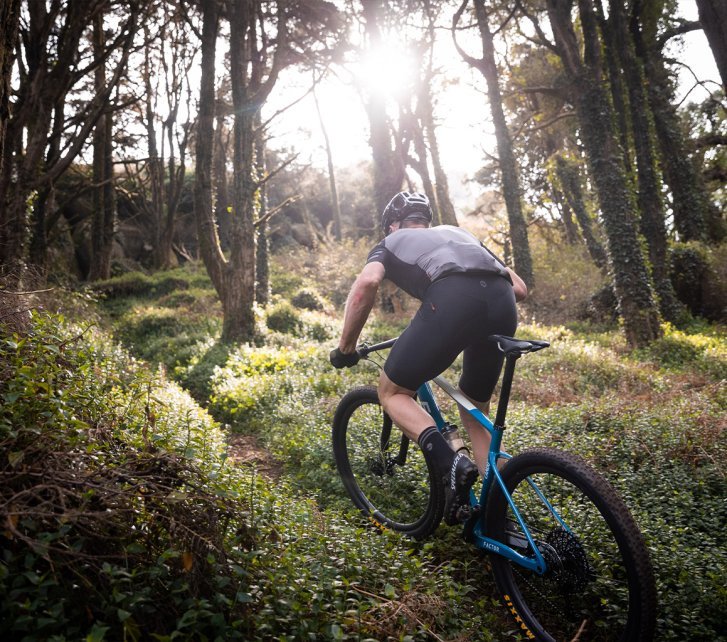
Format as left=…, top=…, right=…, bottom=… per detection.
left=489, top=335, right=550, bottom=356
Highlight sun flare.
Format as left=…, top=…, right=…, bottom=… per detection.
left=358, top=42, right=416, bottom=98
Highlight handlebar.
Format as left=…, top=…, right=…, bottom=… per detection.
left=356, top=337, right=398, bottom=358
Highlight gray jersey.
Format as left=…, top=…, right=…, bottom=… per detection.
left=366, top=225, right=511, bottom=300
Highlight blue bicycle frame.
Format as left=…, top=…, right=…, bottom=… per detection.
left=417, top=376, right=551, bottom=574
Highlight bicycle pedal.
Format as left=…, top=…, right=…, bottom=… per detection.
left=456, top=504, right=479, bottom=523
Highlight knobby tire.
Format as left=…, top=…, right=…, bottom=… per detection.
left=485, top=448, right=657, bottom=642
left=332, top=386, right=443, bottom=540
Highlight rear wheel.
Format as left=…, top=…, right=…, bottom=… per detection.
left=332, top=386, right=443, bottom=539
left=486, top=448, right=657, bottom=641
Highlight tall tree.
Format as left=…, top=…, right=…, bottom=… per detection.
left=453, top=0, right=534, bottom=286
left=313, top=75, right=343, bottom=240
left=546, top=0, right=661, bottom=346
left=632, top=0, right=718, bottom=242
left=88, top=10, right=116, bottom=281
left=554, top=154, right=608, bottom=268
left=695, top=0, right=727, bottom=92
left=0, top=0, right=21, bottom=177
left=607, top=0, right=681, bottom=321
left=0, top=0, right=137, bottom=279
left=360, top=0, right=406, bottom=221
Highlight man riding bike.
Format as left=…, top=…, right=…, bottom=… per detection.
left=330, top=191, right=527, bottom=524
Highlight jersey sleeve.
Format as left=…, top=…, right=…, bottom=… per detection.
left=366, top=241, right=387, bottom=267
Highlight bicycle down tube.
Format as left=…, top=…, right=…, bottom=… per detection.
left=416, top=375, right=547, bottom=574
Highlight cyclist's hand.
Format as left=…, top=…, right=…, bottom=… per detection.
left=330, top=347, right=360, bottom=369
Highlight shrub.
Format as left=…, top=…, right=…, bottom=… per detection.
left=633, top=324, right=727, bottom=379
left=207, top=343, right=321, bottom=432
left=0, top=312, right=246, bottom=640
left=291, top=287, right=325, bottom=311
left=265, top=301, right=302, bottom=335
left=670, top=241, right=727, bottom=322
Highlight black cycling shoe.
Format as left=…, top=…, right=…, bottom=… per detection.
left=443, top=453, right=479, bottom=526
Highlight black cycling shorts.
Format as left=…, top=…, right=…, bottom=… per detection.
left=384, top=273, right=517, bottom=403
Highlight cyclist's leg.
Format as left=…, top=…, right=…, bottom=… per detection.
left=377, top=371, right=431, bottom=442
left=458, top=274, right=517, bottom=472
left=457, top=393, right=492, bottom=474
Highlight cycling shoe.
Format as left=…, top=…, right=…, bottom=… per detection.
left=443, top=453, right=479, bottom=525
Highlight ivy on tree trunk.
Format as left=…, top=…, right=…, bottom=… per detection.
left=546, top=0, right=661, bottom=347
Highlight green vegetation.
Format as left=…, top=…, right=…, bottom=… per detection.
left=1, top=244, right=725, bottom=640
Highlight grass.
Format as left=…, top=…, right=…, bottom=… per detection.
left=10, top=239, right=724, bottom=641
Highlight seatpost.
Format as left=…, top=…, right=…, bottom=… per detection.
left=493, top=354, right=519, bottom=430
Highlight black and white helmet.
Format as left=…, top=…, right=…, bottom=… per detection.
left=381, top=191, right=432, bottom=235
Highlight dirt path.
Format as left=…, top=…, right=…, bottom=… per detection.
left=226, top=433, right=282, bottom=478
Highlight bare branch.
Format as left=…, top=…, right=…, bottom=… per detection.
left=452, top=0, right=484, bottom=71
left=254, top=195, right=301, bottom=228
left=255, top=151, right=301, bottom=190
left=657, top=19, right=702, bottom=50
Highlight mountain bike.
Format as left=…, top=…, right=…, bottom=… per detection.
left=332, top=335, right=657, bottom=641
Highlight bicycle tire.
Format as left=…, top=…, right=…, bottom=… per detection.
left=485, top=448, right=657, bottom=642
left=332, top=386, right=443, bottom=539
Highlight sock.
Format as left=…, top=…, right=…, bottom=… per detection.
left=417, top=426, right=455, bottom=474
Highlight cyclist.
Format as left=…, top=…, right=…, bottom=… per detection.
left=330, top=191, right=528, bottom=524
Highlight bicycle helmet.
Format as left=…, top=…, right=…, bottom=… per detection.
left=381, top=191, right=433, bottom=235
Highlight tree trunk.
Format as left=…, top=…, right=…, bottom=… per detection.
left=361, top=0, right=405, bottom=225
left=406, top=108, right=439, bottom=221
left=609, top=0, right=681, bottom=322
left=547, top=0, right=661, bottom=347
left=88, top=12, right=115, bottom=282
left=555, top=155, right=608, bottom=268
left=633, top=2, right=717, bottom=242
left=551, top=183, right=579, bottom=245
left=695, top=0, right=727, bottom=91
left=595, top=0, right=632, bottom=176
left=254, top=114, right=269, bottom=305
left=0, top=0, right=20, bottom=178
left=194, top=0, right=226, bottom=296
left=224, top=0, right=259, bottom=343
left=420, top=87, right=457, bottom=226
left=472, top=0, right=533, bottom=286
left=313, top=82, right=343, bottom=240
left=213, top=119, right=231, bottom=251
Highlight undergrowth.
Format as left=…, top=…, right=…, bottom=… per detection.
left=3, top=248, right=725, bottom=640
left=0, top=311, right=485, bottom=641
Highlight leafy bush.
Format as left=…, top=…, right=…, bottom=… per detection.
left=670, top=241, right=727, bottom=321
left=291, top=287, right=325, bottom=311
left=265, top=301, right=302, bottom=335
left=208, top=343, right=322, bottom=433
left=0, top=311, right=485, bottom=641
left=632, top=323, right=727, bottom=379
left=0, top=313, right=247, bottom=640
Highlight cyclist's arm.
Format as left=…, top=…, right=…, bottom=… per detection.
left=507, top=268, right=528, bottom=302
left=338, top=261, right=385, bottom=353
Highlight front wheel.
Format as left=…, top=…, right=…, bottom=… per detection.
left=332, top=386, right=443, bottom=539
left=486, top=448, right=657, bottom=641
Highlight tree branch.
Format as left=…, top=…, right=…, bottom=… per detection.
left=657, top=19, right=702, bottom=50
left=254, top=151, right=300, bottom=190
left=254, top=195, right=301, bottom=228
left=452, top=0, right=484, bottom=71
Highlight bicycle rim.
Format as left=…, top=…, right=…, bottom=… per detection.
left=486, top=448, right=656, bottom=642
left=332, top=386, right=442, bottom=539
